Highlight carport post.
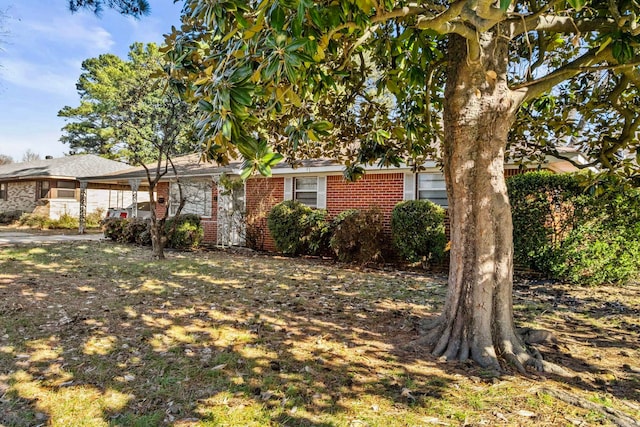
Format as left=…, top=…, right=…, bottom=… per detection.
left=78, top=180, right=88, bottom=234
left=129, top=179, right=141, bottom=218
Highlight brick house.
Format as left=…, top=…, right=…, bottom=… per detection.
left=0, top=155, right=142, bottom=221
left=82, top=152, right=585, bottom=251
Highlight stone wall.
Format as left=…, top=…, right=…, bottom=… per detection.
left=0, top=181, right=37, bottom=214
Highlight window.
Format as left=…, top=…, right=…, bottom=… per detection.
left=169, top=181, right=212, bottom=217
left=56, top=181, right=77, bottom=199
left=38, top=181, right=50, bottom=199
left=294, top=177, right=318, bottom=208
left=0, top=183, right=7, bottom=201
left=417, top=173, right=448, bottom=207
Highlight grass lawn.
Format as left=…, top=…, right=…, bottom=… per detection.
left=0, top=241, right=638, bottom=426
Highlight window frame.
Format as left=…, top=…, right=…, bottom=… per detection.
left=0, top=182, right=7, bottom=201
left=37, top=180, right=51, bottom=200
left=294, top=177, right=318, bottom=208
left=169, top=180, right=213, bottom=218
left=54, top=180, right=77, bottom=199
left=417, top=173, right=448, bottom=207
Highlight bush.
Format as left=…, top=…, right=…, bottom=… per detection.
left=50, top=213, right=79, bottom=229
left=102, top=217, right=127, bottom=241
left=0, top=210, right=22, bottom=224
left=507, top=171, right=590, bottom=272
left=86, top=209, right=105, bottom=229
left=18, top=213, right=49, bottom=228
left=123, top=219, right=151, bottom=245
left=552, top=222, right=640, bottom=285
left=329, top=208, right=385, bottom=264
left=508, top=171, right=640, bottom=284
left=267, top=200, right=330, bottom=256
left=391, top=200, right=447, bottom=265
left=165, top=214, right=203, bottom=250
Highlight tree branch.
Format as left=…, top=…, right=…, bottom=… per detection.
left=510, top=14, right=614, bottom=37
left=511, top=46, right=614, bottom=104
left=415, top=1, right=476, bottom=39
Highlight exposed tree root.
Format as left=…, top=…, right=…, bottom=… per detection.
left=540, top=388, right=640, bottom=427
left=409, top=320, right=572, bottom=376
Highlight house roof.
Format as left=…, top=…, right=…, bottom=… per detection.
left=80, top=154, right=237, bottom=185
left=0, top=154, right=131, bottom=182
left=80, top=154, right=368, bottom=185
left=80, top=147, right=588, bottom=185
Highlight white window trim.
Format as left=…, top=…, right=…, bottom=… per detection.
left=403, top=173, right=415, bottom=201
left=284, top=176, right=326, bottom=209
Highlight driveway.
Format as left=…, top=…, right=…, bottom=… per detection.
left=0, top=231, right=104, bottom=245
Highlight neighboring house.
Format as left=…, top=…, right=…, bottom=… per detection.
left=82, top=152, right=586, bottom=251
left=0, top=154, right=143, bottom=220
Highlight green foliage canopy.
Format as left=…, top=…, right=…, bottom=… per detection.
left=59, top=42, right=198, bottom=164
left=165, top=0, right=640, bottom=180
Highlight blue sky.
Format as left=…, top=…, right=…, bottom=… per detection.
left=0, top=0, right=182, bottom=162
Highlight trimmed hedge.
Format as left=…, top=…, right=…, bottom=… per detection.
left=391, top=200, right=446, bottom=265
left=267, top=200, right=330, bottom=256
left=507, top=171, right=590, bottom=272
left=508, top=171, right=640, bottom=285
left=329, top=208, right=385, bottom=264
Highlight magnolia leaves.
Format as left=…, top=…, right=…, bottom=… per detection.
left=238, top=138, right=284, bottom=180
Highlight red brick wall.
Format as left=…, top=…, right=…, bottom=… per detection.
left=245, top=177, right=284, bottom=251
left=326, top=173, right=404, bottom=228
left=155, top=181, right=218, bottom=245
left=156, top=183, right=169, bottom=219
left=153, top=168, right=538, bottom=250
left=202, top=181, right=218, bottom=243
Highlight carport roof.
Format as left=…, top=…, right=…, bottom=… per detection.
left=0, top=154, right=131, bottom=181
left=79, top=154, right=238, bottom=185
left=80, top=154, right=347, bottom=185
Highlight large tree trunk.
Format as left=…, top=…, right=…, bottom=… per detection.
left=418, top=33, right=539, bottom=373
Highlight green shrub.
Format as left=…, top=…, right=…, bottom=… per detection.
left=303, top=208, right=332, bottom=256
left=508, top=171, right=640, bottom=284
left=18, top=213, right=49, bottom=228
left=0, top=210, right=22, bottom=224
left=102, top=217, right=127, bottom=241
left=165, top=214, right=203, bottom=250
left=49, top=213, right=79, bottom=229
left=507, top=171, right=590, bottom=272
left=329, top=208, right=385, bottom=264
left=552, top=222, right=640, bottom=285
left=391, top=200, right=447, bottom=265
left=267, top=200, right=330, bottom=256
left=86, top=209, right=105, bottom=229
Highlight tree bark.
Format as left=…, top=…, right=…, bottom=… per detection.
left=417, top=33, right=539, bottom=373
left=148, top=184, right=166, bottom=260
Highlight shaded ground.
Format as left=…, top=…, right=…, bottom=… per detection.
left=0, top=241, right=638, bottom=426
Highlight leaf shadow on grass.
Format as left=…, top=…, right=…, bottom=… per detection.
left=512, top=281, right=640, bottom=404
left=0, top=242, right=457, bottom=426
left=0, top=242, right=638, bottom=426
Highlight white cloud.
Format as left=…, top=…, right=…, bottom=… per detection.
left=25, top=18, right=115, bottom=54
left=0, top=58, right=78, bottom=97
